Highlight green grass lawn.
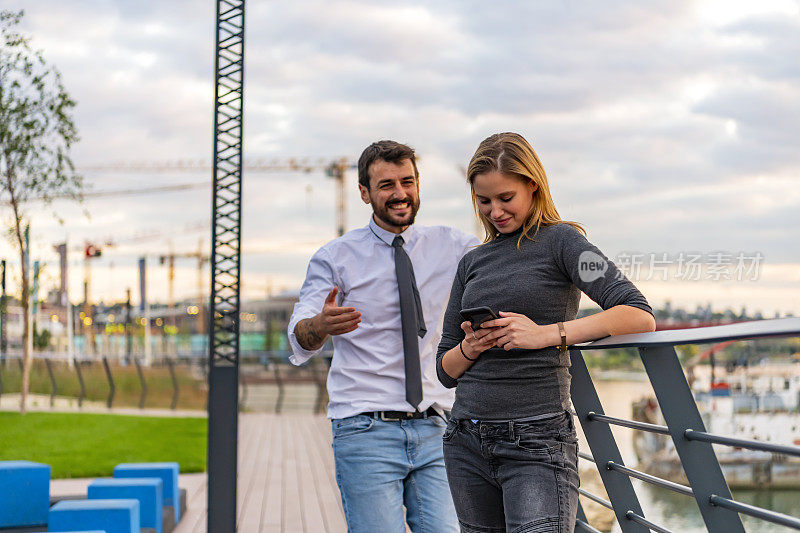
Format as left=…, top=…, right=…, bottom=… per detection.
left=0, top=412, right=207, bottom=478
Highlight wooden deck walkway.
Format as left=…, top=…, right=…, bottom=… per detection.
left=175, top=413, right=347, bottom=533
left=48, top=411, right=608, bottom=532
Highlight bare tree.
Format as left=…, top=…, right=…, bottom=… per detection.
left=0, top=10, right=83, bottom=413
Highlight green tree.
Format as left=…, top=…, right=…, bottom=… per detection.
left=32, top=324, right=51, bottom=350
left=0, top=10, right=83, bottom=413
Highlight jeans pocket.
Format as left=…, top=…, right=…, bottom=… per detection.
left=514, top=433, right=560, bottom=455
left=442, top=419, right=458, bottom=442
left=517, top=412, right=578, bottom=446
left=332, top=415, right=374, bottom=439
left=429, top=414, right=447, bottom=428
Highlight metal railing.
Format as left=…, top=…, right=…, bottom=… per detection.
left=0, top=351, right=329, bottom=414
left=0, top=354, right=206, bottom=410
left=571, top=317, right=800, bottom=532
left=238, top=353, right=330, bottom=413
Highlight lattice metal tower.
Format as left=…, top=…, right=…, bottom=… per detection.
left=208, top=0, right=245, bottom=530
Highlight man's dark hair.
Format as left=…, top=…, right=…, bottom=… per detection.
left=357, top=140, right=419, bottom=189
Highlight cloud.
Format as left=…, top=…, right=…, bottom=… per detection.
left=5, top=0, right=800, bottom=314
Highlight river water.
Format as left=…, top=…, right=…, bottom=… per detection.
left=588, top=378, right=799, bottom=532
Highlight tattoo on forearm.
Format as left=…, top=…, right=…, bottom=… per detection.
left=295, top=318, right=326, bottom=351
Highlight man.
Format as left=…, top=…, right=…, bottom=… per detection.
left=288, top=140, right=478, bottom=533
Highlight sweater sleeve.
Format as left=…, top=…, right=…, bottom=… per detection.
left=553, top=224, right=653, bottom=316
left=436, top=257, right=468, bottom=388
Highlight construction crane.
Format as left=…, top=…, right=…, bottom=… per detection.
left=159, top=238, right=209, bottom=335
left=57, top=223, right=206, bottom=302
left=51, top=156, right=353, bottom=336
left=78, top=157, right=355, bottom=236
left=52, top=223, right=208, bottom=350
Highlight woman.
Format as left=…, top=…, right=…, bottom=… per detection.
left=436, top=132, right=655, bottom=533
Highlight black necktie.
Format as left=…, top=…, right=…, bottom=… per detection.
left=392, top=235, right=426, bottom=410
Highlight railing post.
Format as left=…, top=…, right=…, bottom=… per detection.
left=45, top=358, right=57, bottom=407
left=576, top=501, right=589, bottom=524
left=569, top=349, right=649, bottom=532
left=134, top=357, right=148, bottom=409
left=272, top=357, right=284, bottom=414
left=166, top=358, right=179, bottom=410
left=639, top=345, right=744, bottom=532
left=576, top=502, right=604, bottom=533
left=102, top=356, right=115, bottom=409
left=74, top=358, right=85, bottom=407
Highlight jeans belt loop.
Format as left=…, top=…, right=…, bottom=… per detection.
left=508, top=420, right=515, bottom=440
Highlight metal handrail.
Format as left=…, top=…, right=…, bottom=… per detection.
left=685, top=429, right=800, bottom=458
left=586, top=412, right=800, bottom=457
left=578, top=451, right=595, bottom=463
left=578, top=317, right=800, bottom=349
left=572, top=317, right=800, bottom=532
left=578, top=488, right=613, bottom=509
left=625, top=511, right=674, bottom=533
left=575, top=519, right=603, bottom=533
left=709, top=495, right=800, bottom=530
left=587, top=412, right=670, bottom=435
left=606, top=461, right=694, bottom=497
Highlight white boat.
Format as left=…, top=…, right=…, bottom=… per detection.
left=632, top=361, right=800, bottom=488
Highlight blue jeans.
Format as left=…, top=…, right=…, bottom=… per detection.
left=442, top=412, right=579, bottom=533
left=332, top=414, right=459, bottom=533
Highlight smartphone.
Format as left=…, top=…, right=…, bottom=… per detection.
left=459, top=306, right=499, bottom=330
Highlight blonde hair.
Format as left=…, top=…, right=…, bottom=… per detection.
left=467, top=132, right=585, bottom=246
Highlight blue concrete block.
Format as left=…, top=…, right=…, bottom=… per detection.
left=0, top=460, right=50, bottom=528
left=114, top=462, right=180, bottom=523
left=89, top=477, right=162, bottom=533
left=49, top=499, right=139, bottom=533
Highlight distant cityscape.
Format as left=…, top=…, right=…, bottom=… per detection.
left=0, top=285, right=794, bottom=358
left=652, top=301, right=795, bottom=324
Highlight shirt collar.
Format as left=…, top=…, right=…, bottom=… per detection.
left=368, top=215, right=417, bottom=246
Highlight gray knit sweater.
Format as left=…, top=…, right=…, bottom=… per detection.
left=436, top=223, right=653, bottom=420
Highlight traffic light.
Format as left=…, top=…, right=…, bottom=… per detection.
left=84, top=243, right=102, bottom=258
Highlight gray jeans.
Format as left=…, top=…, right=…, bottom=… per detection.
left=442, top=411, right=579, bottom=533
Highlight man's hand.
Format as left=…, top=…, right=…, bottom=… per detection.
left=294, top=287, right=361, bottom=351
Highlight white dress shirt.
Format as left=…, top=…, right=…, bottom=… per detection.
left=288, top=216, right=480, bottom=419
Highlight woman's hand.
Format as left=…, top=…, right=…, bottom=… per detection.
left=460, top=321, right=497, bottom=359
left=440, top=321, right=498, bottom=381
left=483, top=311, right=559, bottom=351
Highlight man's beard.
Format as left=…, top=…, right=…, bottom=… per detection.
left=373, top=197, right=420, bottom=228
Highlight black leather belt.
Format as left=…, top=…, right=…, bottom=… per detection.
left=361, top=407, right=440, bottom=421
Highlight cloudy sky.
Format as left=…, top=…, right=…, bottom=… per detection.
left=3, top=0, right=799, bottom=315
